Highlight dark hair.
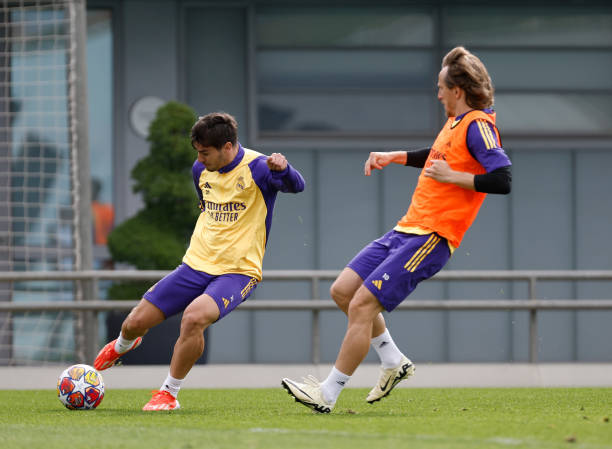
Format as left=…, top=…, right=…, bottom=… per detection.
left=442, top=46, right=494, bottom=109
left=190, top=112, right=238, bottom=149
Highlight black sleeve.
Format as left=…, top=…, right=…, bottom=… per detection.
left=405, top=148, right=431, bottom=168
left=474, top=165, right=512, bottom=194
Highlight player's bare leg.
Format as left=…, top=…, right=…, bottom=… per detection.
left=170, top=293, right=219, bottom=379
left=283, top=271, right=413, bottom=411
left=330, top=267, right=387, bottom=338
left=94, top=299, right=165, bottom=370
left=282, top=287, right=382, bottom=413
left=122, top=298, right=166, bottom=339
left=331, top=268, right=414, bottom=402
left=143, top=293, right=219, bottom=411
left=335, top=287, right=384, bottom=376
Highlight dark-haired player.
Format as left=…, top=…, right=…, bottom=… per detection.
left=94, top=112, right=305, bottom=410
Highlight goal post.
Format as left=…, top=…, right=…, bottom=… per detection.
left=68, top=0, right=95, bottom=364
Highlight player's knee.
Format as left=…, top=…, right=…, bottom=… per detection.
left=330, top=281, right=352, bottom=309
left=347, top=292, right=380, bottom=322
left=180, top=309, right=214, bottom=335
left=347, top=297, right=364, bottom=317
left=123, top=312, right=150, bottom=334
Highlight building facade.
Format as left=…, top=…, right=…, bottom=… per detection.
left=7, top=0, right=612, bottom=364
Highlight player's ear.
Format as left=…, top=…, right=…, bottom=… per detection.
left=454, top=86, right=464, bottom=100
left=222, top=141, right=233, bottom=152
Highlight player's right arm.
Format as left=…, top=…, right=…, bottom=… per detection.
left=364, top=148, right=431, bottom=176
left=364, top=151, right=405, bottom=176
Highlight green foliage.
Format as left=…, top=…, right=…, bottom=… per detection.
left=106, top=101, right=198, bottom=299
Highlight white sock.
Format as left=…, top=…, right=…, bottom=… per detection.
left=371, top=329, right=404, bottom=368
left=160, top=373, right=183, bottom=398
left=320, top=366, right=350, bottom=404
left=114, top=332, right=137, bottom=354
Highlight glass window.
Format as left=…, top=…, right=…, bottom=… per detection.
left=258, top=93, right=433, bottom=134
left=255, top=7, right=436, bottom=138
left=444, top=9, right=612, bottom=47
left=258, top=50, right=433, bottom=89
left=478, top=50, right=612, bottom=90
left=86, top=10, right=114, bottom=251
left=494, top=93, right=612, bottom=134
left=257, top=7, right=434, bottom=47
left=5, top=3, right=76, bottom=364
left=9, top=8, right=70, bottom=252
left=254, top=5, right=612, bottom=141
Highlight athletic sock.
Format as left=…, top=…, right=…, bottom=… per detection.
left=371, top=329, right=404, bottom=368
left=160, top=373, right=183, bottom=398
left=114, top=332, right=137, bottom=354
left=320, top=366, right=350, bottom=404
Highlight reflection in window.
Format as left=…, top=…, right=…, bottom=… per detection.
left=258, top=50, right=433, bottom=90
left=255, top=5, right=612, bottom=140
left=0, top=5, right=114, bottom=364
left=259, top=93, right=433, bottom=134
left=477, top=50, right=612, bottom=90
left=495, top=94, right=612, bottom=134
left=3, top=4, right=75, bottom=364
left=445, top=9, right=612, bottom=47
left=255, top=7, right=436, bottom=137
left=9, top=8, right=72, bottom=255
left=87, top=10, right=113, bottom=250
left=256, top=7, right=433, bottom=47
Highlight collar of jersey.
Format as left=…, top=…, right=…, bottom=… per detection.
left=218, top=143, right=245, bottom=174
left=450, top=108, right=493, bottom=129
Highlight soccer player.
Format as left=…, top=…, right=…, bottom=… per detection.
left=94, top=112, right=305, bottom=411
left=282, top=46, right=512, bottom=413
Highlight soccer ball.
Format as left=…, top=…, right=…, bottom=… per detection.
left=57, top=364, right=105, bottom=410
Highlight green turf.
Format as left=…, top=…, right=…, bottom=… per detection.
left=1, top=388, right=611, bottom=449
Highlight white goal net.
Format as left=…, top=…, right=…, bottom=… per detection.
left=0, top=0, right=92, bottom=365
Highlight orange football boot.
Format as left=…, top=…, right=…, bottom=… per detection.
left=93, top=337, right=142, bottom=370
left=142, top=390, right=180, bottom=411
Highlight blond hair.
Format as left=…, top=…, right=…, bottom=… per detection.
left=442, top=47, right=494, bottom=109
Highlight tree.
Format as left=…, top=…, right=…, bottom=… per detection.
left=107, top=101, right=198, bottom=299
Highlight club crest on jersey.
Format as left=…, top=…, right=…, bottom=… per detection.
left=236, top=176, right=245, bottom=191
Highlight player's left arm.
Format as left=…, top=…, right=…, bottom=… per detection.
left=266, top=152, right=305, bottom=193
left=424, top=120, right=512, bottom=194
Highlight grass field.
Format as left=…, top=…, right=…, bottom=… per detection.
left=1, top=388, right=611, bottom=449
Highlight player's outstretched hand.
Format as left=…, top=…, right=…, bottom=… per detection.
left=364, top=152, right=393, bottom=176
left=267, top=153, right=288, bottom=171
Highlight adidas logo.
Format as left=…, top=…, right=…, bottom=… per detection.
left=372, top=280, right=382, bottom=290
left=203, top=182, right=212, bottom=189
left=222, top=297, right=230, bottom=308
left=336, top=380, right=345, bottom=386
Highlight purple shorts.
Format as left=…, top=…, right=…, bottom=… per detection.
left=142, top=263, right=258, bottom=320
left=347, top=230, right=451, bottom=312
